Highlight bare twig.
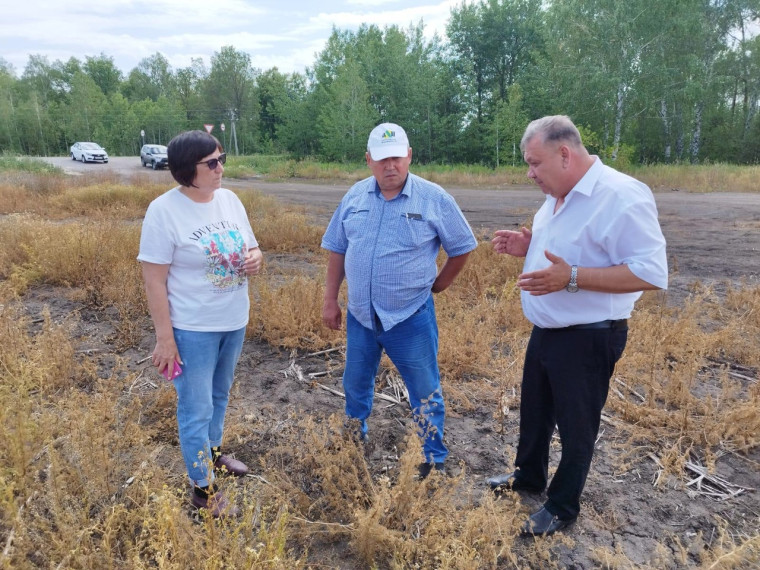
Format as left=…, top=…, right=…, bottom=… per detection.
left=281, top=360, right=402, bottom=405
left=649, top=452, right=752, bottom=499
left=726, top=370, right=756, bottom=383
left=614, top=377, right=646, bottom=402
left=245, top=473, right=272, bottom=485
left=683, top=455, right=753, bottom=498
left=291, top=515, right=355, bottom=531
left=705, top=356, right=755, bottom=374
left=375, top=393, right=402, bottom=405
left=600, top=413, right=619, bottom=426
left=385, top=372, right=408, bottom=405
left=306, top=346, right=344, bottom=357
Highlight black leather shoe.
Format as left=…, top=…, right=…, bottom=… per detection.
left=521, top=507, right=575, bottom=536
left=417, top=462, right=446, bottom=479
left=486, top=472, right=543, bottom=493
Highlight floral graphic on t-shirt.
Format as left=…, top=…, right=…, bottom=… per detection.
left=199, top=230, right=247, bottom=289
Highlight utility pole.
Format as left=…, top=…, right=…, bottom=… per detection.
left=495, top=122, right=499, bottom=168
left=229, top=109, right=239, bottom=155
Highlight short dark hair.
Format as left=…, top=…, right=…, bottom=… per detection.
left=520, top=115, right=583, bottom=153
left=167, top=130, right=223, bottom=188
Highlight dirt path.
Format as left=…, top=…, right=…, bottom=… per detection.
left=232, top=178, right=760, bottom=305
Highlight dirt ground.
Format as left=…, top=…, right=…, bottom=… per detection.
left=34, top=157, right=760, bottom=567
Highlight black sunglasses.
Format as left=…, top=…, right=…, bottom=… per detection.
left=197, top=153, right=227, bottom=170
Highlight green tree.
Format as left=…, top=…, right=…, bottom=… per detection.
left=102, top=92, right=139, bottom=155
left=317, top=58, right=377, bottom=161
left=174, top=58, right=207, bottom=121
left=63, top=72, right=108, bottom=145
left=84, top=54, right=123, bottom=96
left=543, top=0, right=676, bottom=160
left=310, top=23, right=466, bottom=163
left=447, top=0, right=543, bottom=161
left=20, top=55, right=80, bottom=107
left=0, top=62, right=22, bottom=152
left=123, top=52, right=174, bottom=102
left=276, top=74, right=318, bottom=158
left=203, top=46, right=260, bottom=154
left=489, top=83, right=529, bottom=167
left=256, top=68, right=291, bottom=149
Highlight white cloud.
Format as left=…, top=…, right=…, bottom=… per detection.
left=1, top=0, right=460, bottom=76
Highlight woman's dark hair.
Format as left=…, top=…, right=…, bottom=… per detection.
left=167, top=130, right=223, bottom=188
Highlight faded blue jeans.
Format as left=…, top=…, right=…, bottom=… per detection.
left=344, top=295, right=448, bottom=463
left=172, top=326, right=246, bottom=487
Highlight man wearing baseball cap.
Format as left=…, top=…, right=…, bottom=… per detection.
left=321, top=122, right=477, bottom=478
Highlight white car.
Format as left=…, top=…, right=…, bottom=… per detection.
left=70, top=142, right=109, bottom=163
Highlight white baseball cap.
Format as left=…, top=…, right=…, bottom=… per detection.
left=367, top=123, right=410, bottom=160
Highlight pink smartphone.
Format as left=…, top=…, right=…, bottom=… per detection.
left=162, top=361, right=182, bottom=381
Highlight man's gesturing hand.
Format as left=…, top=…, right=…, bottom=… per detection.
left=516, top=250, right=572, bottom=296
left=493, top=227, right=532, bottom=257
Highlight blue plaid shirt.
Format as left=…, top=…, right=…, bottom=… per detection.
left=321, top=173, right=477, bottom=330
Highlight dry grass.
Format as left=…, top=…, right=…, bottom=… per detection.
left=0, top=175, right=758, bottom=568
left=633, top=164, right=760, bottom=193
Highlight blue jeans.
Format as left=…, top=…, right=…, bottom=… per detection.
left=344, top=295, right=447, bottom=463
left=172, top=326, right=246, bottom=487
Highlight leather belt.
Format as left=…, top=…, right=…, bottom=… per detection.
left=550, top=319, right=628, bottom=331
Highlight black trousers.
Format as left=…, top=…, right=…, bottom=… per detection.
left=515, top=324, right=628, bottom=520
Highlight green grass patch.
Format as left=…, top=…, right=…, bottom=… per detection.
left=224, top=154, right=364, bottom=181
left=0, top=155, right=62, bottom=174
left=224, top=154, right=760, bottom=192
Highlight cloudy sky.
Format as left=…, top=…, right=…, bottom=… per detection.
left=2, top=0, right=461, bottom=77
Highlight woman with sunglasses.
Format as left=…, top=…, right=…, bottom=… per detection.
left=137, top=130, right=262, bottom=517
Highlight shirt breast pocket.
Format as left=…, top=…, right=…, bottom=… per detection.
left=342, top=209, right=370, bottom=240
left=399, top=214, right=437, bottom=248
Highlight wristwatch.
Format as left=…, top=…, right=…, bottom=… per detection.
left=566, top=265, right=579, bottom=293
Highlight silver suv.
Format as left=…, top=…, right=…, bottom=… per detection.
left=140, top=144, right=168, bottom=170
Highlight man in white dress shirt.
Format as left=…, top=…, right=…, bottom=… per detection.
left=488, top=115, right=668, bottom=536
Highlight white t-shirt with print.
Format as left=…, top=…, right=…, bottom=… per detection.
left=137, top=187, right=258, bottom=332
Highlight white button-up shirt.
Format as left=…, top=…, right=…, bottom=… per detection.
left=522, top=158, right=668, bottom=329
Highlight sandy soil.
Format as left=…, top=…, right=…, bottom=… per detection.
left=34, top=157, right=760, bottom=567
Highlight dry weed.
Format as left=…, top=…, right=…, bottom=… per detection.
left=1, top=173, right=758, bottom=568
left=248, top=276, right=341, bottom=350
left=0, top=302, right=306, bottom=569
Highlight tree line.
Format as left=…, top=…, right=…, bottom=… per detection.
left=1, top=0, right=759, bottom=166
